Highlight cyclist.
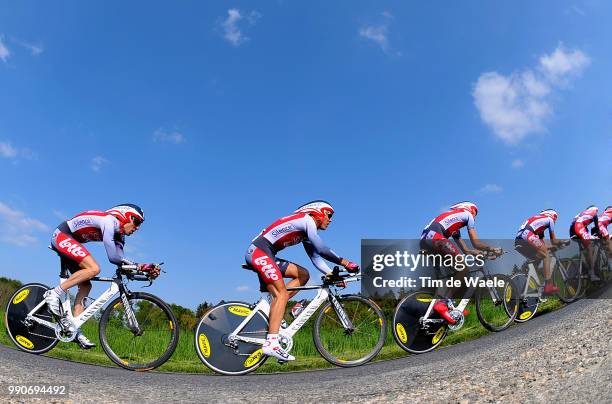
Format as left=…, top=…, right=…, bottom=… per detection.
left=597, top=205, right=612, bottom=256
left=420, top=201, right=502, bottom=324
left=244, top=200, right=359, bottom=362
left=515, top=209, right=566, bottom=294
left=44, top=204, right=159, bottom=349
left=569, top=205, right=600, bottom=281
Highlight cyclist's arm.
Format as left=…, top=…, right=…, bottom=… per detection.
left=454, top=235, right=480, bottom=255
left=467, top=228, right=494, bottom=252
left=304, top=217, right=343, bottom=265
left=101, top=218, right=133, bottom=265
left=303, top=241, right=332, bottom=274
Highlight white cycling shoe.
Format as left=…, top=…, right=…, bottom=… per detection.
left=44, top=288, right=68, bottom=317
left=75, top=331, right=96, bottom=350
left=262, top=341, right=295, bottom=362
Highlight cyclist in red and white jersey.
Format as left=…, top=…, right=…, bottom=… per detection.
left=569, top=205, right=600, bottom=281
left=44, top=204, right=158, bottom=349
left=245, top=201, right=359, bottom=362
left=596, top=205, right=612, bottom=256
left=420, top=202, right=501, bottom=324
left=515, top=209, right=566, bottom=294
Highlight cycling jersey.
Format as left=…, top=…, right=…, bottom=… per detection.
left=570, top=207, right=599, bottom=242
left=598, top=210, right=611, bottom=239
left=245, top=213, right=343, bottom=284
left=516, top=214, right=555, bottom=238
left=52, top=210, right=130, bottom=265
left=419, top=208, right=475, bottom=256
left=422, top=209, right=475, bottom=239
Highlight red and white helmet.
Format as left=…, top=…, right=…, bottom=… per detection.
left=540, top=209, right=558, bottom=222
left=604, top=206, right=612, bottom=216
left=295, top=200, right=334, bottom=222
left=106, top=204, right=145, bottom=228
left=450, top=201, right=478, bottom=217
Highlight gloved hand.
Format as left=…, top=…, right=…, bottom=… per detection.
left=344, top=261, right=360, bottom=273
left=139, top=263, right=160, bottom=279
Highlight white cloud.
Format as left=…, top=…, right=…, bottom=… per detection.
left=0, top=36, right=10, bottom=62
left=511, top=159, right=525, bottom=169
left=539, top=46, right=590, bottom=83
left=0, top=141, right=18, bottom=158
left=15, top=40, right=44, bottom=56
left=220, top=9, right=260, bottom=47
left=153, top=128, right=185, bottom=144
left=236, top=285, right=250, bottom=292
left=91, top=156, right=109, bottom=172
left=359, top=11, right=398, bottom=55
left=480, top=184, right=503, bottom=194
left=473, top=44, right=590, bottom=144
left=0, top=140, right=36, bottom=161
left=359, top=26, right=389, bottom=52
left=0, top=202, right=49, bottom=247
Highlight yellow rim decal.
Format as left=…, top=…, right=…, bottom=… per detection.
left=505, top=286, right=512, bottom=302
left=379, top=318, right=383, bottom=328
left=228, top=305, right=251, bottom=316
left=198, top=334, right=211, bottom=358
left=169, top=321, right=174, bottom=330
left=325, top=307, right=332, bottom=314
left=568, top=286, right=575, bottom=295
left=12, top=289, right=30, bottom=305
left=122, top=360, right=129, bottom=365
left=432, top=327, right=445, bottom=344
left=528, top=279, right=537, bottom=289
left=114, top=302, right=122, bottom=309
left=244, top=349, right=263, bottom=368
left=519, top=311, right=532, bottom=320
left=416, top=294, right=433, bottom=303
left=395, top=323, right=408, bottom=344
left=16, top=335, right=34, bottom=349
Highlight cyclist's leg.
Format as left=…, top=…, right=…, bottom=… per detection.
left=279, top=260, right=309, bottom=299
left=73, top=280, right=92, bottom=317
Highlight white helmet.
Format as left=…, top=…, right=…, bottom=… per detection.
left=540, top=209, right=558, bottom=222
left=295, top=200, right=334, bottom=222
left=450, top=201, right=478, bottom=217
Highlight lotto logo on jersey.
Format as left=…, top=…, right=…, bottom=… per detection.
left=58, top=239, right=87, bottom=257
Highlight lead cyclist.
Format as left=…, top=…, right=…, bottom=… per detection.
left=43, top=204, right=159, bottom=349
left=244, top=200, right=359, bottom=362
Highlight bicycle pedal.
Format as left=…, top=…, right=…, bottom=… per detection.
left=277, top=359, right=288, bottom=365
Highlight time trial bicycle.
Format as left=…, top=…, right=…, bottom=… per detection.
left=4, top=262, right=178, bottom=371
left=194, top=267, right=386, bottom=375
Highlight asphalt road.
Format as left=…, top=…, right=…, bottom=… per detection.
left=1, top=289, right=610, bottom=403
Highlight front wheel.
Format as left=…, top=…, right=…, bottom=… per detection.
left=5, top=283, right=59, bottom=354
left=313, top=295, right=386, bottom=367
left=194, top=301, right=269, bottom=375
left=475, top=274, right=518, bottom=332
left=392, top=291, right=448, bottom=354
left=554, top=258, right=581, bottom=303
left=99, top=292, right=179, bottom=371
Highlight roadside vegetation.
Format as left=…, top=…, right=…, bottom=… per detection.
left=0, top=277, right=565, bottom=373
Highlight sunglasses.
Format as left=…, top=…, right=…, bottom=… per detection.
left=131, top=216, right=144, bottom=226
left=325, top=212, right=333, bottom=219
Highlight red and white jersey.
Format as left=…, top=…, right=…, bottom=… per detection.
left=517, top=214, right=555, bottom=237
left=422, top=208, right=475, bottom=239
left=572, top=207, right=598, bottom=226
left=58, top=211, right=126, bottom=265
left=252, top=212, right=342, bottom=273
left=599, top=208, right=612, bottom=238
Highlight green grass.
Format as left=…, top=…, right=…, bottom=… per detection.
left=1, top=296, right=567, bottom=374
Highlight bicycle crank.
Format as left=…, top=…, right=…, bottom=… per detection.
left=447, top=309, right=465, bottom=331
left=278, top=331, right=294, bottom=353
left=54, top=318, right=77, bottom=342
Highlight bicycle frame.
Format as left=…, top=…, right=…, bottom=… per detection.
left=25, top=267, right=141, bottom=338
left=229, top=275, right=360, bottom=346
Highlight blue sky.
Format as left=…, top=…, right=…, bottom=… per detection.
left=1, top=1, right=610, bottom=309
